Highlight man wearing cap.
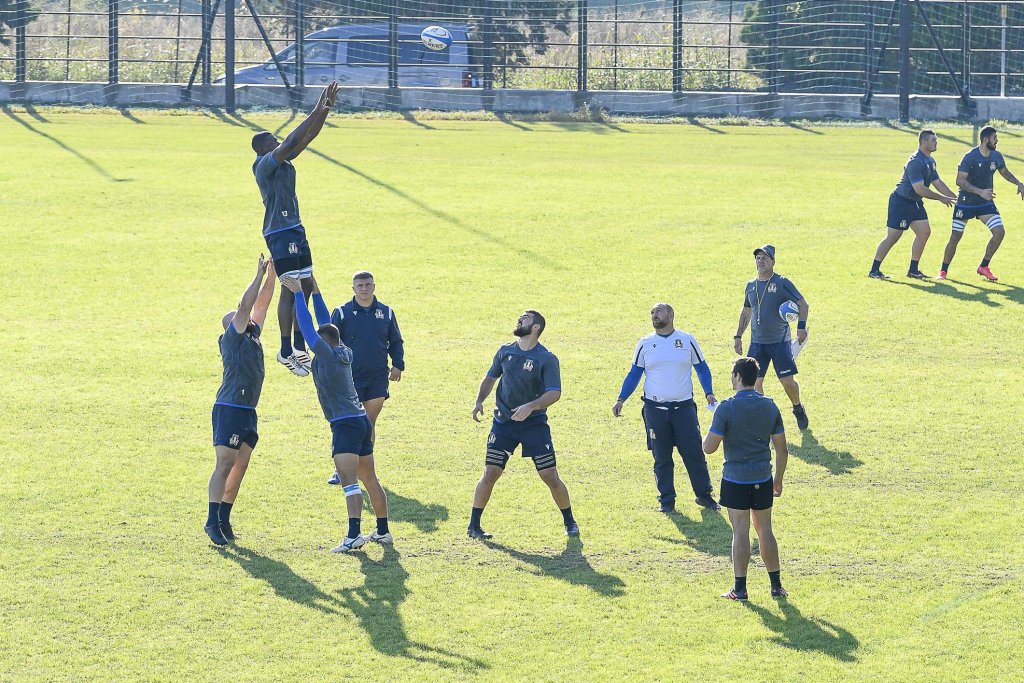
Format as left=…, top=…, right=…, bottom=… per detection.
left=733, top=245, right=810, bottom=430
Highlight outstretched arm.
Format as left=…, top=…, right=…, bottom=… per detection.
left=932, top=179, right=958, bottom=200
left=998, top=166, right=1024, bottom=199
left=271, top=82, right=339, bottom=164
left=281, top=276, right=325, bottom=354
left=472, top=375, right=497, bottom=422
left=232, top=254, right=270, bottom=332
left=310, top=281, right=331, bottom=326
left=251, top=259, right=276, bottom=328
left=913, top=181, right=955, bottom=205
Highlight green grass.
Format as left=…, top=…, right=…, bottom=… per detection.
left=2, top=107, right=1023, bottom=682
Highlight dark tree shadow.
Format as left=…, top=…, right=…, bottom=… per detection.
left=685, top=116, right=726, bottom=134
left=204, top=108, right=246, bottom=127
left=23, top=104, right=50, bottom=123
left=2, top=106, right=130, bottom=182
left=656, top=507, right=732, bottom=557
left=550, top=121, right=612, bottom=135
left=273, top=108, right=297, bottom=135
left=373, top=488, right=448, bottom=534
left=217, top=545, right=343, bottom=615
left=885, top=276, right=1024, bottom=308
left=743, top=600, right=859, bottom=662
left=118, top=108, right=146, bottom=124
left=789, top=430, right=863, bottom=476
left=483, top=537, right=626, bottom=597
left=335, top=547, right=489, bottom=670
left=402, top=111, right=435, bottom=130
left=782, top=121, right=824, bottom=135
left=496, top=112, right=531, bottom=131
left=594, top=118, right=630, bottom=133
left=211, top=111, right=560, bottom=270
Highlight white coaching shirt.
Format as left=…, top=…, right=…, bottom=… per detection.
left=632, top=329, right=706, bottom=403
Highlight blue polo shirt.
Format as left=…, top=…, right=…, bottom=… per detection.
left=709, top=390, right=784, bottom=484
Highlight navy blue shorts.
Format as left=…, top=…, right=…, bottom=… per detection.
left=355, top=374, right=390, bottom=403
left=748, top=341, right=798, bottom=379
left=719, top=477, right=774, bottom=511
left=887, top=192, right=928, bottom=230
left=486, top=415, right=556, bottom=471
left=953, top=202, right=1000, bottom=229
left=212, top=404, right=259, bottom=450
left=264, top=226, right=312, bottom=277
left=330, top=415, right=374, bottom=456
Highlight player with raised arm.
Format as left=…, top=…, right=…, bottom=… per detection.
left=938, top=126, right=1024, bottom=281
left=280, top=276, right=391, bottom=553
left=252, top=81, right=340, bottom=376
left=468, top=311, right=578, bottom=539
left=205, top=254, right=276, bottom=546
left=870, top=130, right=956, bottom=280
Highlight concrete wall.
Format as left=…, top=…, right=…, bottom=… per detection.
left=3, top=81, right=1024, bottom=121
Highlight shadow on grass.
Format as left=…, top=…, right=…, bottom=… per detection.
left=743, top=600, right=859, bottom=662
left=885, top=276, right=1024, bottom=308
left=496, top=112, right=531, bottom=131
left=336, top=546, right=489, bottom=671
left=484, top=537, right=626, bottom=597
left=375, top=488, right=448, bottom=534
left=2, top=106, right=130, bottom=182
left=217, top=545, right=342, bottom=615
left=657, top=507, right=732, bottom=557
left=402, top=111, right=435, bottom=130
left=118, top=108, right=146, bottom=124
left=273, top=109, right=297, bottom=136
left=789, top=430, right=863, bottom=476
left=783, top=121, right=824, bottom=135
left=685, top=116, right=726, bottom=134
left=212, top=110, right=560, bottom=270
left=23, top=104, right=50, bottom=123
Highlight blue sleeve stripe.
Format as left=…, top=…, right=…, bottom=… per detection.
left=269, top=153, right=280, bottom=167
left=545, top=387, right=561, bottom=391
left=772, top=429, right=786, bottom=435
left=486, top=372, right=499, bottom=379
left=909, top=178, right=923, bottom=183
left=708, top=428, right=724, bottom=436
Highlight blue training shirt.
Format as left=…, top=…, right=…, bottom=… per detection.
left=215, top=322, right=265, bottom=410
left=957, top=147, right=1006, bottom=207
left=293, top=292, right=366, bottom=422
left=253, top=152, right=302, bottom=236
left=330, top=297, right=405, bottom=383
left=487, top=341, right=561, bottom=423
left=709, top=390, right=785, bottom=484
left=894, top=150, right=941, bottom=201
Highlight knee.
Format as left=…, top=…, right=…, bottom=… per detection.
left=538, top=468, right=560, bottom=487
left=919, top=225, right=932, bottom=239
left=215, top=453, right=237, bottom=471
left=481, top=466, right=503, bottom=485
left=992, top=226, right=1006, bottom=241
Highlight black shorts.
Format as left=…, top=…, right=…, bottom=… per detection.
left=212, top=404, right=259, bottom=450
left=719, top=477, right=774, bottom=511
left=748, top=341, right=798, bottom=379
left=355, top=374, right=390, bottom=403
left=887, top=192, right=928, bottom=230
left=264, top=226, right=313, bottom=277
left=952, top=202, right=1000, bottom=229
left=330, top=415, right=374, bottom=457
left=485, top=415, right=556, bottom=471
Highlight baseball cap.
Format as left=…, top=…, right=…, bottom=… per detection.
left=753, top=245, right=776, bottom=260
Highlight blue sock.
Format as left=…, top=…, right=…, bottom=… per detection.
left=560, top=506, right=575, bottom=526
left=871, top=259, right=882, bottom=272
left=377, top=518, right=389, bottom=535
left=206, top=502, right=221, bottom=528
left=735, top=575, right=747, bottom=593
left=909, top=259, right=920, bottom=273
left=219, top=501, right=233, bottom=525
left=470, top=507, right=484, bottom=529
left=281, top=336, right=292, bottom=357
left=981, top=258, right=991, bottom=268
left=348, top=517, right=361, bottom=539
left=293, top=329, right=306, bottom=353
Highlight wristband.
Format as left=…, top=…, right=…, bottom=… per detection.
left=734, top=335, right=742, bottom=339
left=797, top=320, right=807, bottom=330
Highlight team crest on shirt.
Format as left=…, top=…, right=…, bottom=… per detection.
left=767, top=283, right=777, bottom=293
left=523, top=359, right=534, bottom=371
left=288, top=242, right=299, bottom=254
left=375, top=309, right=384, bottom=320
left=229, top=434, right=240, bottom=447
left=991, top=162, right=997, bottom=171
left=674, top=339, right=684, bottom=349
left=488, top=433, right=496, bottom=444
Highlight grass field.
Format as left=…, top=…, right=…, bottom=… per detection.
left=2, top=107, right=1023, bottom=682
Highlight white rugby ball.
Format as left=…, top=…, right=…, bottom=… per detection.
left=421, top=26, right=453, bottom=51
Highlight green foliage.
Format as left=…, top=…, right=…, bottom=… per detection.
left=0, top=0, right=38, bottom=47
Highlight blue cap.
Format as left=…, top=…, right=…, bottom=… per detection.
left=753, top=245, right=776, bottom=260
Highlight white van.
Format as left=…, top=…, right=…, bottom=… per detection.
left=223, top=23, right=480, bottom=88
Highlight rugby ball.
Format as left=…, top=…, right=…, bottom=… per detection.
left=421, top=26, right=452, bottom=51
left=779, top=300, right=799, bottom=323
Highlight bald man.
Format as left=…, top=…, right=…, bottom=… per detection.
left=613, top=303, right=720, bottom=512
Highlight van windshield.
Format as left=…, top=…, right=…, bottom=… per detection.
left=346, top=34, right=452, bottom=66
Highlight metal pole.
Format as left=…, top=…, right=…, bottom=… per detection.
left=1001, top=3, right=1007, bottom=97
left=175, top=0, right=184, bottom=83
left=672, top=0, right=682, bottom=92
left=66, top=0, right=72, bottom=80
left=295, top=0, right=305, bottom=94
left=577, top=0, right=587, bottom=91
left=911, top=0, right=972, bottom=107
left=727, top=0, right=733, bottom=91
left=769, top=0, right=779, bottom=94
left=225, top=0, right=235, bottom=111
left=15, top=0, right=26, bottom=83
left=108, top=0, right=119, bottom=85
left=202, top=0, right=212, bottom=85
left=864, top=1, right=874, bottom=104
left=961, top=0, right=970, bottom=97
left=899, top=0, right=910, bottom=123
left=388, top=0, right=398, bottom=91
left=243, top=0, right=294, bottom=91
left=483, top=0, right=494, bottom=90
left=613, top=0, right=618, bottom=90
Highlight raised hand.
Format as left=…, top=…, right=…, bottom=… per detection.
left=280, top=275, right=302, bottom=294
left=256, top=253, right=268, bottom=278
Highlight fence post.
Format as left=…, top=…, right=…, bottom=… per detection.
left=225, top=0, right=235, bottom=111
left=863, top=1, right=874, bottom=104
left=15, top=0, right=26, bottom=83
left=388, top=0, right=398, bottom=92
left=672, top=0, right=682, bottom=92
left=295, top=0, right=305, bottom=106
left=108, top=0, right=119, bottom=85
left=898, top=0, right=910, bottom=123
left=482, top=0, right=494, bottom=90
left=202, top=0, right=212, bottom=85
left=577, top=0, right=587, bottom=91
left=961, top=0, right=970, bottom=98
left=768, top=0, right=779, bottom=94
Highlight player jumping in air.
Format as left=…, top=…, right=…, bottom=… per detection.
left=938, top=126, right=1024, bottom=281
left=251, top=81, right=340, bottom=376
left=870, top=129, right=956, bottom=280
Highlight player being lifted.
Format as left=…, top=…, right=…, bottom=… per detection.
left=938, top=126, right=1024, bottom=281
left=280, top=276, right=391, bottom=553
left=251, top=81, right=340, bottom=376
left=870, top=129, right=956, bottom=280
